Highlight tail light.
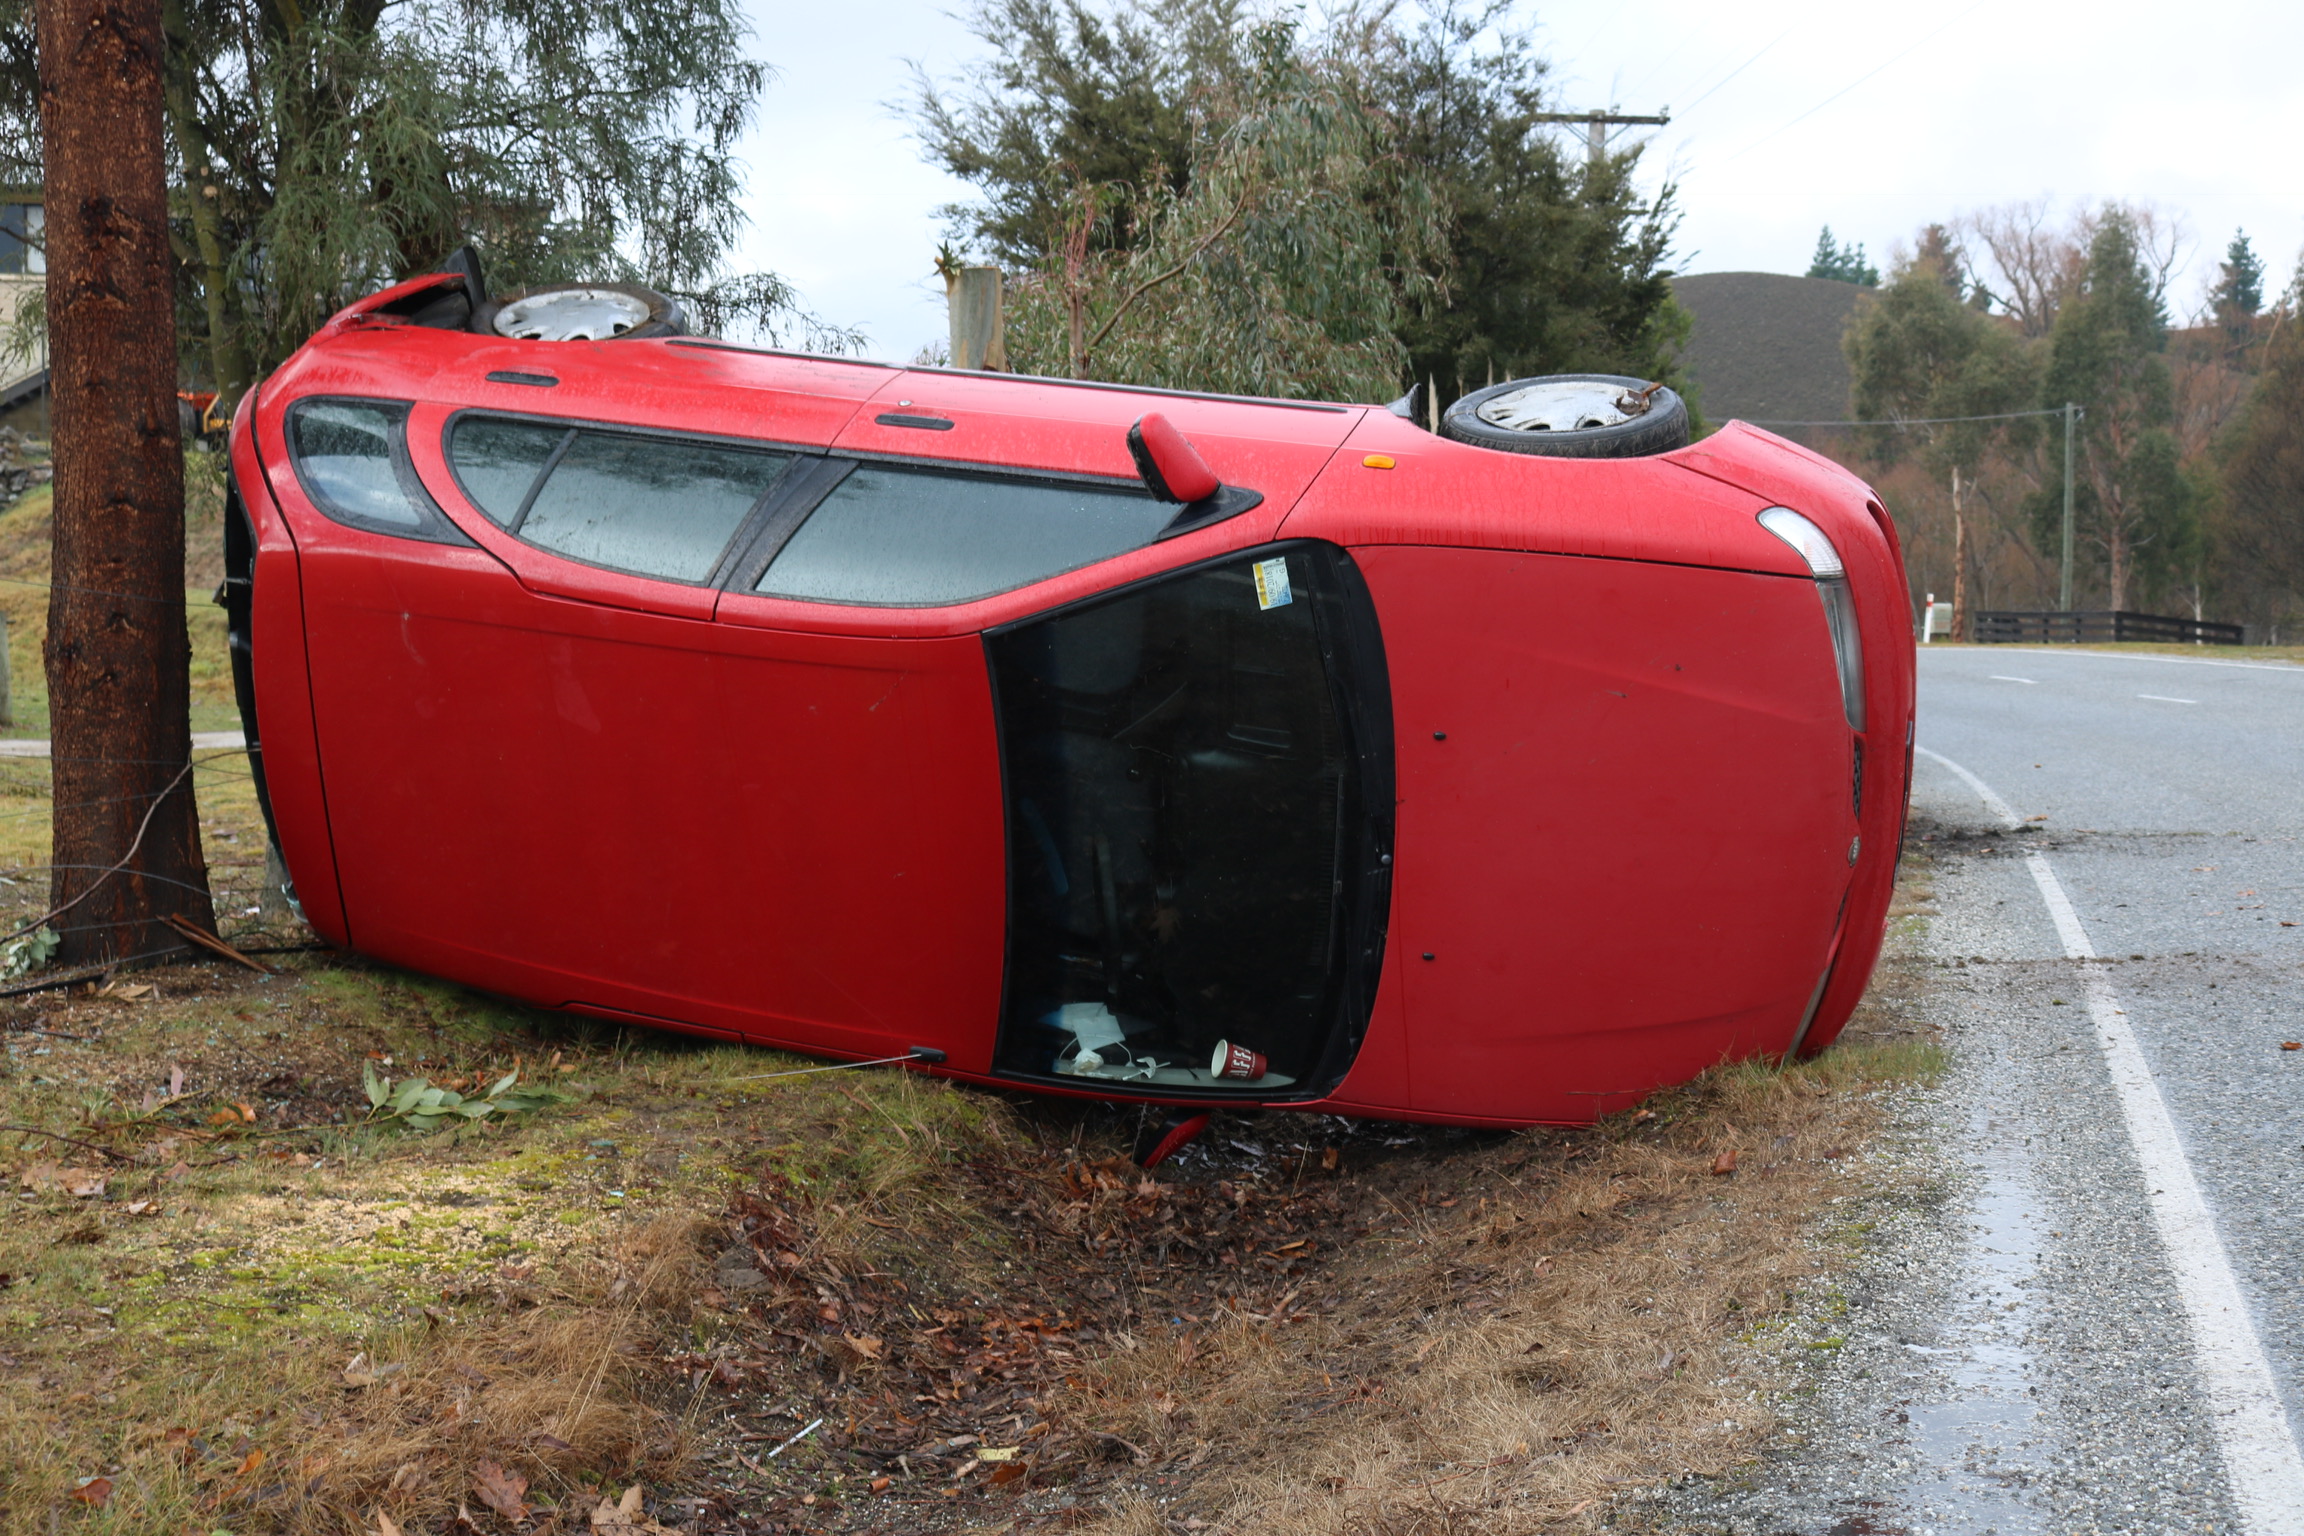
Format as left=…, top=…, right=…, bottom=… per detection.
left=1758, top=507, right=1866, bottom=733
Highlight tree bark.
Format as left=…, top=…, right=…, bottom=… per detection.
left=37, top=0, right=214, bottom=965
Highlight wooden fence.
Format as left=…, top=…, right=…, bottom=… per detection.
left=1971, top=610, right=2245, bottom=646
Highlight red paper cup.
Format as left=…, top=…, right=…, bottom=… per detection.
left=1211, top=1041, right=1267, bottom=1081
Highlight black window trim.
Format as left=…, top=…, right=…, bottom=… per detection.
left=437, top=407, right=1226, bottom=607
left=980, top=537, right=1395, bottom=1104
left=284, top=395, right=474, bottom=547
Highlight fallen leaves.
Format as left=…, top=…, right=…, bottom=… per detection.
left=18, top=1163, right=106, bottom=1198
left=342, top=1352, right=404, bottom=1388
left=2281, top=1042, right=2301, bottom=1052
left=1710, top=1148, right=1740, bottom=1176
left=590, top=1484, right=682, bottom=1535
left=472, top=1459, right=531, bottom=1524
left=68, top=1475, right=112, bottom=1507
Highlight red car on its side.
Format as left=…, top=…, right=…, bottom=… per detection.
left=222, top=260, right=1913, bottom=1154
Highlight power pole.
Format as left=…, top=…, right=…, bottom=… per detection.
left=1950, top=465, right=1968, bottom=643
left=2058, top=401, right=2079, bottom=612
left=1529, top=108, right=1671, bottom=168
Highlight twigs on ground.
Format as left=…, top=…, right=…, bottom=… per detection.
left=2, top=1122, right=130, bottom=1161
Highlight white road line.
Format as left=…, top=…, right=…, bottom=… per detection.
left=1990, top=675, right=2038, bottom=684
left=1913, top=746, right=2023, bottom=830
left=2139, top=694, right=2200, bottom=704
left=1922, top=746, right=2304, bottom=1534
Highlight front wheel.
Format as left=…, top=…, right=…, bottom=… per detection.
left=1440, top=373, right=1689, bottom=459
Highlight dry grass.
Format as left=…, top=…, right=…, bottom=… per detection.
left=1026, top=868, right=1943, bottom=1536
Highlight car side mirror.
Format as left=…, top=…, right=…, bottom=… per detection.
left=1127, top=413, right=1263, bottom=538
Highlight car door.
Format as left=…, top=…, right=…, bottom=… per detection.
left=278, top=390, right=879, bottom=1045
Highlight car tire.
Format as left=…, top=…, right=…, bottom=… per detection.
left=471, top=282, right=687, bottom=342
left=1440, top=373, right=1690, bottom=459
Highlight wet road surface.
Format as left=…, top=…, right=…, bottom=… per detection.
left=1661, top=646, right=2304, bottom=1535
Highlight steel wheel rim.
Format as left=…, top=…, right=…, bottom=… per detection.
left=491, top=288, right=654, bottom=342
left=1474, top=379, right=1644, bottom=433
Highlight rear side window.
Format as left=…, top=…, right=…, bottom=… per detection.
left=756, top=465, right=1171, bottom=607
left=446, top=415, right=793, bottom=583
left=521, top=433, right=791, bottom=582
left=286, top=399, right=470, bottom=545
left=447, top=416, right=568, bottom=525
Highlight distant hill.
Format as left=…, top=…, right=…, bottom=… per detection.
left=1670, top=272, right=1867, bottom=433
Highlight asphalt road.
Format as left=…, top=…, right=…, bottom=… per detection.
left=1660, top=645, right=2304, bottom=1536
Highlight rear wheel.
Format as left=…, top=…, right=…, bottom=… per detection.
left=1440, top=373, right=1689, bottom=458
left=472, top=283, right=685, bottom=342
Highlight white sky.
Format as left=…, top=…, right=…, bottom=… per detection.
left=730, top=0, right=2304, bottom=361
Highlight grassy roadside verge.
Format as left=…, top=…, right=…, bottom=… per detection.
left=1, top=845, right=1943, bottom=1536
left=1, top=453, right=1951, bottom=1534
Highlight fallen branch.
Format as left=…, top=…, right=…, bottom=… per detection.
left=162, top=914, right=275, bottom=974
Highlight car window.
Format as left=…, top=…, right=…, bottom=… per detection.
left=755, top=465, right=1173, bottom=607
left=286, top=398, right=469, bottom=545
left=447, top=415, right=570, bottom=525
left=518, top=431, right=794, bottom=583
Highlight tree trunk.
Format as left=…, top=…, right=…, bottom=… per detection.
left=161, top=0, right=254, bottom=406
left=37, top=0, right=214, bottom=966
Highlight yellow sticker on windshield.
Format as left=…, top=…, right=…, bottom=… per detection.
left=1252, top=556, right=1293, bottom=611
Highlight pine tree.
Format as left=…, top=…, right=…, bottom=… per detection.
left=2211, top=231, right=2265, bottom=348
left=1, top=0, right=848, bottom=407
left=1806, top=225, right=1879, bottom=287
left=2039, top=212, right=2194, bottom=609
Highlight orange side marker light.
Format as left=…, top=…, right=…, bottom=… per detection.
left=1362, top=454, right=1396, bottom=469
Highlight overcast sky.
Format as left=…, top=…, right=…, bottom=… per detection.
left=730, top=0, right=2304, bottom=361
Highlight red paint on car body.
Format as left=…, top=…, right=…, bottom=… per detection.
left=225, top=271, right=1915, bottom=1127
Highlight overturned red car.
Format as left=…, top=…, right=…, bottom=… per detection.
left=223, top=260, right=1913, bottom=1145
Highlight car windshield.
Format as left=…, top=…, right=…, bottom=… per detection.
left=986, top=544, right=1385, bottom=1094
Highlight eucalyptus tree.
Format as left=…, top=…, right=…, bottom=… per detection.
left=915, top=0, right=1688, bottom=400
left=997, top=15, right=1445, bottom=402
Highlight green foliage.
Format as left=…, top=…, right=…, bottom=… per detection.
left=911, top=0, right=1256, bottom=266
left=0, top=923, right=56, bottom=980
left=2036, top=211, right=2194, bottom=607
left=2209, top=311, right=2304, bottom=629
left=917, top=0, right=1686, bottom=400
left=999, top=15, right=1446, bottom=400
left=0, top=0, right=852, bottom=398
left=1378, top=2, right=1689, bottom=398
left=1846, top=240, right=2036, bottom=469
left=2212, top=230, right=2265, bottom=345
left=1807, top=226, right=1879, bottom=287
left=362, top=1061, right=557, bottom=1133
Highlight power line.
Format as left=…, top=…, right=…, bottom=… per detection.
left=1718, top=0, right=1992, bottom=167
left=1744, top=407, right=2069, bottom=427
